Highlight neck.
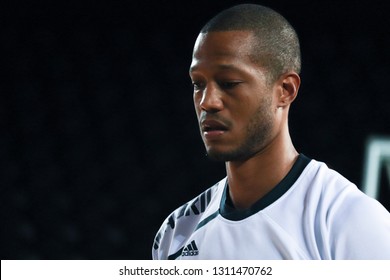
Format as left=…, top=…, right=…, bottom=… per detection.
left=225, top=128, right=298, bottom=210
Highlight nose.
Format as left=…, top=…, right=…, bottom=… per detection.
left=198, top=83, right=224, bottom=113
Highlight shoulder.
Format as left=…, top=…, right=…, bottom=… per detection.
left=294, top=158, right=360, bottom=205
left=304, top=158, right=388, bottom=217
left=152, top=178, right=225, bottom=260
left=303, top=158, right=351, bottom=188
left=329, top=188, right=390, bottom=259
left=306, top=158, right=390, bottom=259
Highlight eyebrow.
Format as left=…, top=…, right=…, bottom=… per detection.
left=189, top=63, right=242, bottom=73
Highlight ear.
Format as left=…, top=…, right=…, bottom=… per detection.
left=277, top=72, right=301, bottom=108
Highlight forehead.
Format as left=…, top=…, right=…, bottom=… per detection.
left=190, top=31, right=257, bottom=73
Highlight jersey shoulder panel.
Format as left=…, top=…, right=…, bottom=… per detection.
left=317, top=164, right=390, bottom=259
left=152, top=178, right=225, bottom=260
left=302, top=159, right=390, bottom=259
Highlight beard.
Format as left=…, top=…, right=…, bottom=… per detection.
left=206, top=95, right=274, bottom=162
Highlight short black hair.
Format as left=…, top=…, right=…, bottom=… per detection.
left=200, top=4, right=301, bottom=83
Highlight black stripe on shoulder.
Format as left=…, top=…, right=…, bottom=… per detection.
left=168, top=246, right=184, bottom=260
left=195, top=210, right=219, bottom=231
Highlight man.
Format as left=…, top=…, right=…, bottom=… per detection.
left=152, top=4, right=390, bottom=259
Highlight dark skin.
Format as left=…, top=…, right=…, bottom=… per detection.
left=190, top=31, right=301, bottom=210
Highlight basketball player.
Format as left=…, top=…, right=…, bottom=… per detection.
left=152, top=4, right=390, bottom=259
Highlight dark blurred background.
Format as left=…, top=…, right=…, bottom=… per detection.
left=1, top=0, right=389, bottom=259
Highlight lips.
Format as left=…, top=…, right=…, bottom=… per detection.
left=201, top=119, right=228, bottom=139
left=202, top=119, right=228, bottom=131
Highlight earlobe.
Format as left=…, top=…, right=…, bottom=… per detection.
left=278, top=72, right=301, bottom=107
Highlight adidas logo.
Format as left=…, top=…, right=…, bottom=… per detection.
left=181, top=240, right=199, bottom=256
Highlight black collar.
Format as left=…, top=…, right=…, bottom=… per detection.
left=220, top=154, right=311, bottom=221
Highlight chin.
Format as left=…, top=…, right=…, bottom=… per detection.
left=206, top=147, right=253, bottom=162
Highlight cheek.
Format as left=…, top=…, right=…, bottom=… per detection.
left=193, top=91, right=202, bottom=105
left=232, top=98, right=259, bottom=121
left=237, top=95, right=273, bottom=126
left=193, top=96, right=202, bottom=118
left=230, top=109, right=255, bottom=133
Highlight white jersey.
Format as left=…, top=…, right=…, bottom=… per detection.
left=152, top=154, right=390, bottom=259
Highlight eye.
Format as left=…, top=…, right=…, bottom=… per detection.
left=219, top=81, right=241, bottom=90
left=192, top=81, right=205, bottom=91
